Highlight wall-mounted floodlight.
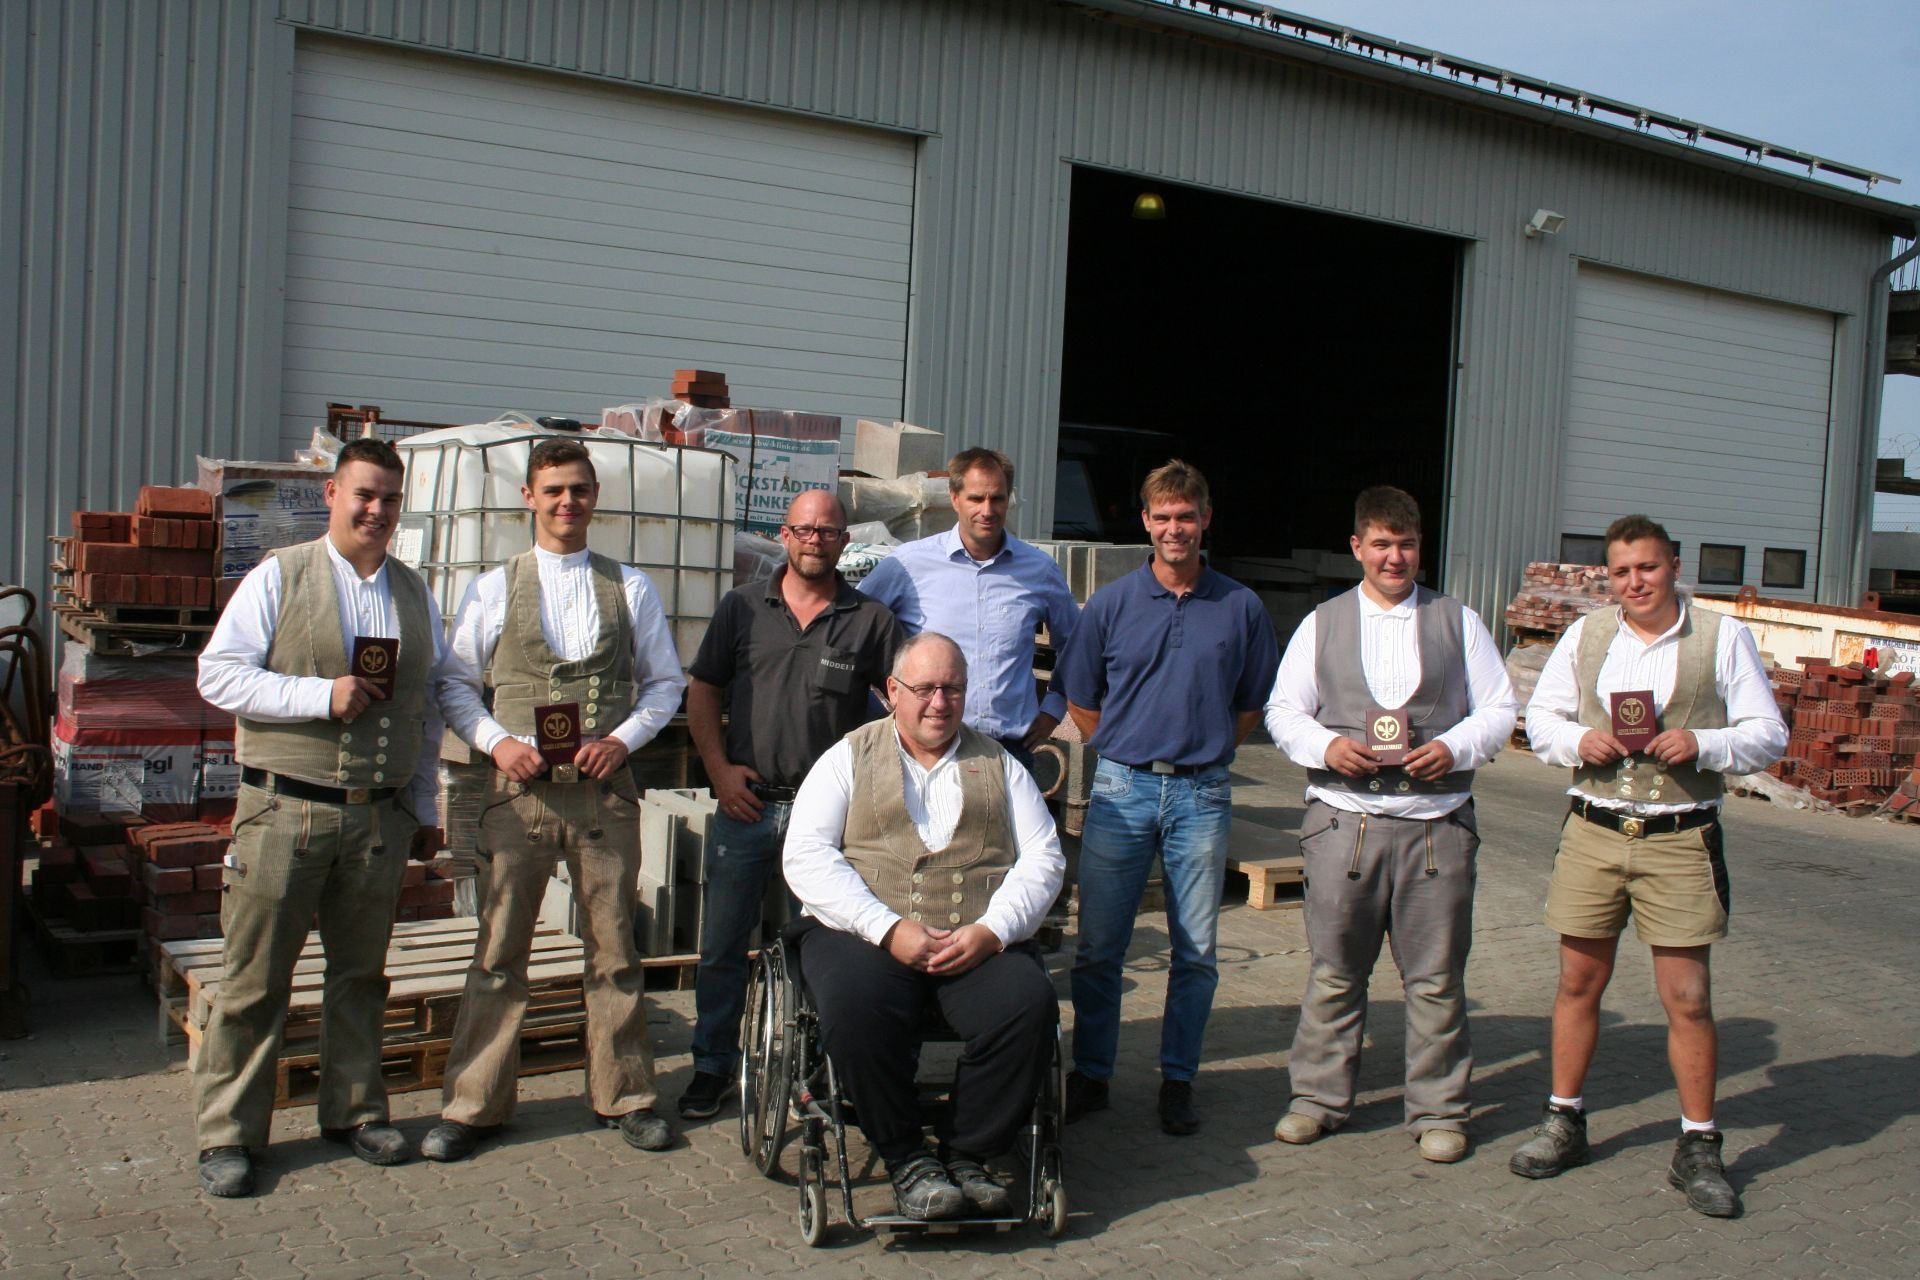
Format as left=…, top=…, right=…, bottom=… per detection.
left=1524, top=209, right=1568, bottom=238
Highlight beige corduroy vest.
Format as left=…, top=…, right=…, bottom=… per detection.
left=839, top=719, right=1015, bottom=929
left=1573, top=603, right=1728, bottom=806
left=234, top=538, right=432, bottom=789
left=484, top=550, right=637, bottom=739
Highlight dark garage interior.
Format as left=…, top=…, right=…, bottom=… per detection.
left=1055, top=165, right=1463, bottom=582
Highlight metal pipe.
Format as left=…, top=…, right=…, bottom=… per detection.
left=1852, top=239, right=1920, bottom=600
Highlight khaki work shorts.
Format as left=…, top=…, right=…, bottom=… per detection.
left=1543, top=809, right=1730, bottom=947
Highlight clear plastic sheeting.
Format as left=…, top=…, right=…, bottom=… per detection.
left=393, top=422, right=734, bottom=667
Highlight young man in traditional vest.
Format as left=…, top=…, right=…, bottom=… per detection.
left=423, top=438, right=688, bottom=1162
left=783, top=632, right=1065, bottom=1220
left=1265, top=485, right=1517, bottom=1163
left=676, top=488, right=899, bottom=1121
left=1054, top=460, right=1280, bottom=1136
left=194, top=437, right=449, bottom=1197
left=1512, top=514, right=1785, bottom=1217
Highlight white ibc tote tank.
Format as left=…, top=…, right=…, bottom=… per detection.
left=394, top=422, right=735, bottom=666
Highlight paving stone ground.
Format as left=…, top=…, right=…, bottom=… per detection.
left=3, top=743, right=1916, bottom=1277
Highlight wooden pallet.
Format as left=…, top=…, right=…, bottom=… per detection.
left=55, top=605, right=207, bottom=657
left=1227, top=817, right=1305, bottom=911
left=158, top=918, right=591, bottom=1045
left=1230, top=855, right=1305, bottom=911
left=26, top=896, right=144, bottom=976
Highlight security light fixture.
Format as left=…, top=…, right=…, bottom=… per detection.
left=1524, top=209, right=1567, bottom=238
left=1132, top=191, right=1167, bottom=221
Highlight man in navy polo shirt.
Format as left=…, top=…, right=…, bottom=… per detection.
left=1054, top=460, right=1279, bottom=1135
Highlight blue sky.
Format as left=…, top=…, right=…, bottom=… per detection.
left=1283, top=1, right=1920, bottom=529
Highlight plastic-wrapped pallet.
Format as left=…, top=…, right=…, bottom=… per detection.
left=1505, top=642, right=1553, bottom=735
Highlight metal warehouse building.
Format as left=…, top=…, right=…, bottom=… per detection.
left=6, top=0, right=1917, bottom=630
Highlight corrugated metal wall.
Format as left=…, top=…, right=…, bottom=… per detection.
left=2, top=0, right=290, bottom=611
left=2, top=0, right=1902, bottom=629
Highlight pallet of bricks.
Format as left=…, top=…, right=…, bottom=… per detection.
left=1503, top=562, right=1614, bottom=741
left=1763, top=657, right=1920, bottom=811
left=29, top=486, right=232, bottom=972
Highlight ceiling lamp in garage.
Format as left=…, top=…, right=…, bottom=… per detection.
left=1132, top=191, right=1168, bottom=220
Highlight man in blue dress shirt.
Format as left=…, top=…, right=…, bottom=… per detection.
left=1054, top=459, right=1280, bottom=1137
left=858, top=448, right=1079, bottom=762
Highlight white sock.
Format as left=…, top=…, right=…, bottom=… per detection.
left=1680, top=1114, right=1717, bottom=1134
left=1549, top=1094, right=1584, bottom=1112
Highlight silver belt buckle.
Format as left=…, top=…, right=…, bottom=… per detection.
left=1151, top=760, right=1176, bottom=775
left=552, top=763, right=580, bottom=784
left=345, top=787, right=371, bottom=805
left=1619, top=816, right=1644, bottom=839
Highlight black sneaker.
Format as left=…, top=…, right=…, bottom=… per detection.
left=1508, top=1103, right=1589, bottom=1179
left=889, top=1149, right=967, bottom=1220
left=1668, top=1130, right=1739, bottom=1218
left=678, top=1070, right=730, bottom=1120
left=1063, top=1070, right=1109, bottom=1124
left=943, top=1152, right=1011, bottom=1215
left=1158, top=1078, right=1200, bottom=1136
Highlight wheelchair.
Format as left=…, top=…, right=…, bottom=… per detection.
left=737, top=926, right=1068, bottom=1245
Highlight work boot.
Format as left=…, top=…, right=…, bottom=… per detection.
left=321, top=1121, right=411, bottom=1166
left=889, top=1149, right=967, bottom=1220
left=677, top=1070, right=730, bottom=1120
left=599, top=1108, right=675, bottom=1151
left=1668, top=1130, right=1740, bottom=1218
left=198, top=1146, right=255, bottom=1198
left=1158, top=1078, right=1200, bottom=1136
left=1508, top=1103, right=1589, bottom=1179
left=419, top=1121, right=500, bottom=1163
left=1063, top=1070, right=1109, bottom=1124
left=1417, top=1129, right=1469, bottom=1163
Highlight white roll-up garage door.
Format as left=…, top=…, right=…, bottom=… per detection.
left=280, top=39, right=915, bottom=454
left=1559, top=264, right=1835, bottom=598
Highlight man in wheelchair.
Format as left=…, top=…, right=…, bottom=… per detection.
left=782, top=632, right=1066, bottom=1220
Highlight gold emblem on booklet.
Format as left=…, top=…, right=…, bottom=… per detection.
left=350, top=636, right=398, bottom=699
left=534, top=701, right=582, bottom=779
left=1609, top=689, right=1658, bottom=752
left=1366, top=706, right=1410, bottom=767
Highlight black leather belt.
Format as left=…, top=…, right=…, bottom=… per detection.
left=1115, top=759, right=1214, bottom=777
left=750, top=781, right=799, bottom=802
left=241, top=766, right=398, bottom=805
left=1569, top=797, right=1716, bottom=840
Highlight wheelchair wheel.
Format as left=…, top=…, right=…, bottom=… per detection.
left=1046, top=1179, right=1068, bottom=1238
left=739, top=949, right=793, bottom=1175
left=798, top=1151, right=828, bottom=1247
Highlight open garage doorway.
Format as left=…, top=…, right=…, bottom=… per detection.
left=1056, top=166, right=1462, bottom=614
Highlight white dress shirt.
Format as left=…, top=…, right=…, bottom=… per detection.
left=783, top=731, right=1066, bottom=949
left=1265, top=590, right=1518, bottom=819
left=1526, top=598, right=1787, bottom=814
left=197, top=538, right=449, bottom=818
left=440, top=545, right=686, bottom=756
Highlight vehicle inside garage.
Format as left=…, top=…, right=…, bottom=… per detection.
left=1056, top=165, right=1463, bottom=588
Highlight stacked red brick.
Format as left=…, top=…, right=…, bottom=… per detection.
left=671, top=367, right=730, bottom=409
left=1506, top=562, right=1615, bottom=636
left=130, top=823, right=231, bottom=942
left=69, top=486, right=220, bottom=609
left=1765, top=658, right=1920, bottom=806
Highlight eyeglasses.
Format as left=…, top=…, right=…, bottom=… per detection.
left=893, top=681, right=967, bottom=703
left=782, top=524, right=848, bottom=542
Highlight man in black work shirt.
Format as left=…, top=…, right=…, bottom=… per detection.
left=677, top=489, right=901, bottom=1120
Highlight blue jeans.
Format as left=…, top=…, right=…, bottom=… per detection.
left=1070, top=759, right=1233, bottom=1083
left=690, top=802, right=796, bottom=1077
